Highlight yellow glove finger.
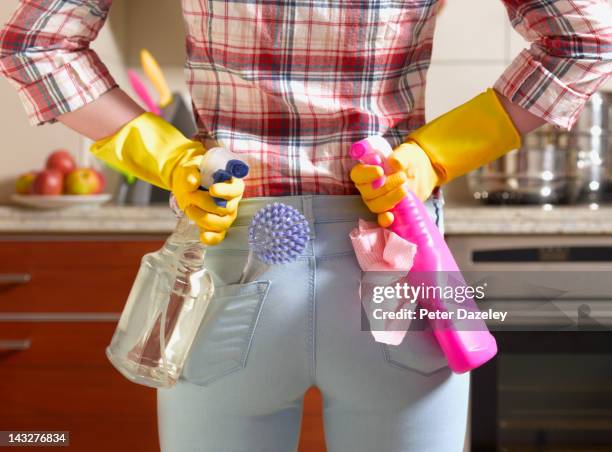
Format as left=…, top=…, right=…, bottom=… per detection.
left=388, top=142, right=423, bottom=172
left=386, top=141, right=441, bottom=201
left=172, top=157, right=204, bottom=193
left=182, top=190, right=241, bottom=216
left=404, top=177, right=435, bottom=202
left=200, top=229, right=227, bottom=246
left=364, top=183, right=408, bottom=213
left=185, top=205, right=238, bottom=233
left=208, top=177, right=245, bottom=200
left=378, top=212, right=394, bottom=228
left=350, top=164, right=384, bottom=185
left=355, top=171, right=407, bottom=201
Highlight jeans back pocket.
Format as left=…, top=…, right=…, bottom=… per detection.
left=182, top=280, right=271, bottom=386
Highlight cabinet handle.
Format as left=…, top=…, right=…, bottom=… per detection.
left=0, top=339, right=32, bottom=351
left=0, top=273, right=31, bottom=285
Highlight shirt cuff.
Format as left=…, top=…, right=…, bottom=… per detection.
left=494, top=49, right=602, bottom=131
left=16, top=50, right=117, bottom=126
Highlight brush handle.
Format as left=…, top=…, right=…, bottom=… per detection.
left=238, top=251, right=270, bottom=284
left=141, top=49, right=173, bottom=108
left=128, top=70, right=161, bottom=115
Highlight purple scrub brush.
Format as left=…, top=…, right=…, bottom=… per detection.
left=239, top=203, right=310, bottom=283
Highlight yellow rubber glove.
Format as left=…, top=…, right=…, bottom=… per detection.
left=351, top=142, right=440, bottom=226
left=351, top=89, right=521, bottom=226
left=90, top=113, right=244, bottom=245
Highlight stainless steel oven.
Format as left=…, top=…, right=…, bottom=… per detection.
left=448, top=235, right=612, bottom=452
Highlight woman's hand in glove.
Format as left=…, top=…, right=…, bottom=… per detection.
left=173, top=165, right=245, bottom=245
left=351, top=89, right=522, bottom=228
left=90, top=112, right=244, bottom=245
left=350, top=141, right=440, bottom=227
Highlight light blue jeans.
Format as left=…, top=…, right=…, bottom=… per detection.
left=158, top=195, right=469, bottom=452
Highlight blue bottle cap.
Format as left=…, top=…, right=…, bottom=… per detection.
left=226, top=159, right=249, bottom=179
left=210, top=169, right=232, bottom=207
left=212, top=169, right=232, bottom=184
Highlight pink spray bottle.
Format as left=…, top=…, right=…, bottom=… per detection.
left=350, top=136, right=497, bottom=373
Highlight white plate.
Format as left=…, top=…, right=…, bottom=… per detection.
left=11, top=193, right=112, bottom=209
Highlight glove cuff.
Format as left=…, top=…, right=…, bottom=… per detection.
left=405, top=88, right=521, bottom=184
left=90, top=112, right=204, bottom=190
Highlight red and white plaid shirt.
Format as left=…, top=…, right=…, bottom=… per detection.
left=1, top=0, right=611, bottom=197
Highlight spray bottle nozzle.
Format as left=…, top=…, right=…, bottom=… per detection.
left=226, top=159, right=249, bottom=179
left=198, top=148, right=250, bottom=207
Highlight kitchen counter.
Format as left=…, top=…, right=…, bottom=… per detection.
left=0, top=204, right=611, bottom=235
left=444, top=205, right=612, bottom=235
left=0, top=205, right=176, bottom=235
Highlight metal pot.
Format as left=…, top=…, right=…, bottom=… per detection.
left=468, top=91, right=612, bottom=205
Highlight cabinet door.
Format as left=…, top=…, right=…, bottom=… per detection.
left=0, top=322, right=159, bottom=452
left=0, top=240, right=163, bottom=313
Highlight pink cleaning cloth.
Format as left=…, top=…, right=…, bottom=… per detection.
left=350, top=219, right=416, bottom=271
left=350, top=219, right=417, bottom=345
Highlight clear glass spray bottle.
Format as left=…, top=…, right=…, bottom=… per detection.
left=106, top=148, right=249, bottom=388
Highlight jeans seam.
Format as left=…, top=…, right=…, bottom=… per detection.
left=316, top=251, right=356, bottom=261
left=214, top=280, right=268, bottom=297
left=239, top=282, right=271, bottom=369
left=381, top=342, right=450, bottom=377
left=313, top=218, right=366, bottom=225
left=191, top=364, right=243, bottom=387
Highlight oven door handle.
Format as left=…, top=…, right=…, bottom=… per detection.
left=0, top=273, right=32, bottom=285
left=483, top=299, right=612, bottom=328
left=0, top=339, right=32, bottom=351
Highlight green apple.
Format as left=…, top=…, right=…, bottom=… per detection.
left=65, top=168, right=103, bottom=195
left=15, top=171, right=37, bottom=194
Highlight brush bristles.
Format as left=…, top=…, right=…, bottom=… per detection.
left=248, top=203, right=310, bottom=264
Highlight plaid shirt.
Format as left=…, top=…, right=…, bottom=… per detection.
left=1, top=0, right=611, bottom=197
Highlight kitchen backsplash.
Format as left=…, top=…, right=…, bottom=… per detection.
left=0, top=0, right=610, bottom=204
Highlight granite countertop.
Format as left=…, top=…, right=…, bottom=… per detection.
left=0, top=205, right=176, bottom=235
left=443, top=205, right=612, bottom=235
left=0, top=204, right=611, bottom=235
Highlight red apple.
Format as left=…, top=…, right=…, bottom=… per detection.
left=65, top=168, right=102, bottom=195
left=46, top=150, right=76, bottom=175
left=92, top=169, right=106, bottom=194
left=15, top=171, right=37, bottom=194
left=32, top=170, right=63, bottom=195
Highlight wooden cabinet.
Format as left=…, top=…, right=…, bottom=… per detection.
left=0, top=238, right=325, bottom=452
left=0, top=241, right=160, bottom=313
left=0, top=322, right=158, bottom=451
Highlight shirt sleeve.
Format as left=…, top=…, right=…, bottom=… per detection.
left=0, top=0, right=117, bottom=126
left=495, top=0, right=612, bottom=130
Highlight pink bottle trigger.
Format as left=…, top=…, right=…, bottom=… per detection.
left=350, top=139, right=387, bottom=190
